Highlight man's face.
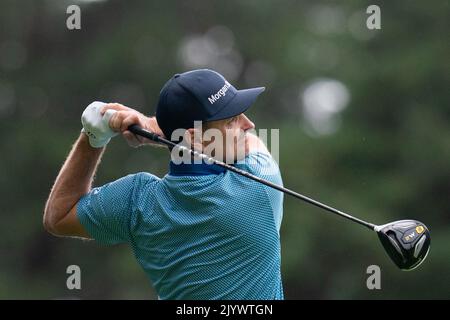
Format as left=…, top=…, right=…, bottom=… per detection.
left=202, top=113, right=255, bottom=163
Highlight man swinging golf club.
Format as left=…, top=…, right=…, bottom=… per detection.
left=44, top=69, right=285, bottom=299
left=44, top=68, right=431, bottom=299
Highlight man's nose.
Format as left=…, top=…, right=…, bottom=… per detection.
left=240, top=114, right=255, bottom=131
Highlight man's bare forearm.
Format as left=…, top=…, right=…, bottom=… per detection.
left=44, top=133, right=104, bottom=230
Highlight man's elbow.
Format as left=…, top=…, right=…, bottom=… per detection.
left=43, top=211, right=56, bottom=235
left=43, top=208, right=63, bottom=236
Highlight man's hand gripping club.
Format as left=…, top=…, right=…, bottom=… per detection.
left=81, top=101, right=163, bottom=148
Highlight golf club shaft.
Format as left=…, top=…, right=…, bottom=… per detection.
left=128, top=125, right=376, bottom=231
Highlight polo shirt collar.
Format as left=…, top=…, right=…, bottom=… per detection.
left=169, top=161, right=227, bottom=176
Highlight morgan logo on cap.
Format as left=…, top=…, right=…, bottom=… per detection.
left=208, top=81, right=231, bottom=105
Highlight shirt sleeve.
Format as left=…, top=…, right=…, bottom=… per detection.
left=76, top=172, right=158, bottom=245
left=236, top=152, right=284, bottom=232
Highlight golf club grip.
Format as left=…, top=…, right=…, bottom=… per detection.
left=128, top=124, right=376, bottom=230
left=128, top=124, right=161, bottom=142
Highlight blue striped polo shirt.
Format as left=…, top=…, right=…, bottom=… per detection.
left=77, top=151, right=284, bottom=299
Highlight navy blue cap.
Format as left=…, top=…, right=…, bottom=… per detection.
left=156, top=69, right=265, bottom=141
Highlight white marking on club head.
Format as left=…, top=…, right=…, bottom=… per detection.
left=374, top=220, right=418, bottom=232
left=413, top=235, right=426, bottom=258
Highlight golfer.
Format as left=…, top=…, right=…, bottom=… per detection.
left=44, top=69, right=284, bottom=299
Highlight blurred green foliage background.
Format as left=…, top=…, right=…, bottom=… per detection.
left=0, top=0, right=448, bottom=299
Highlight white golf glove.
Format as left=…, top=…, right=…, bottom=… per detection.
left=81, top=101, right=118, bottom=148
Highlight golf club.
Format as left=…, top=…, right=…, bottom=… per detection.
left=128, top=124, right=431, bottom=270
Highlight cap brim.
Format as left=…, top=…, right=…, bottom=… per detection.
left=208, top=87, right=265, bottom=121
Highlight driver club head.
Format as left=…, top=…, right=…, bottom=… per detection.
left=375, top=220, right=430, bottom=271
